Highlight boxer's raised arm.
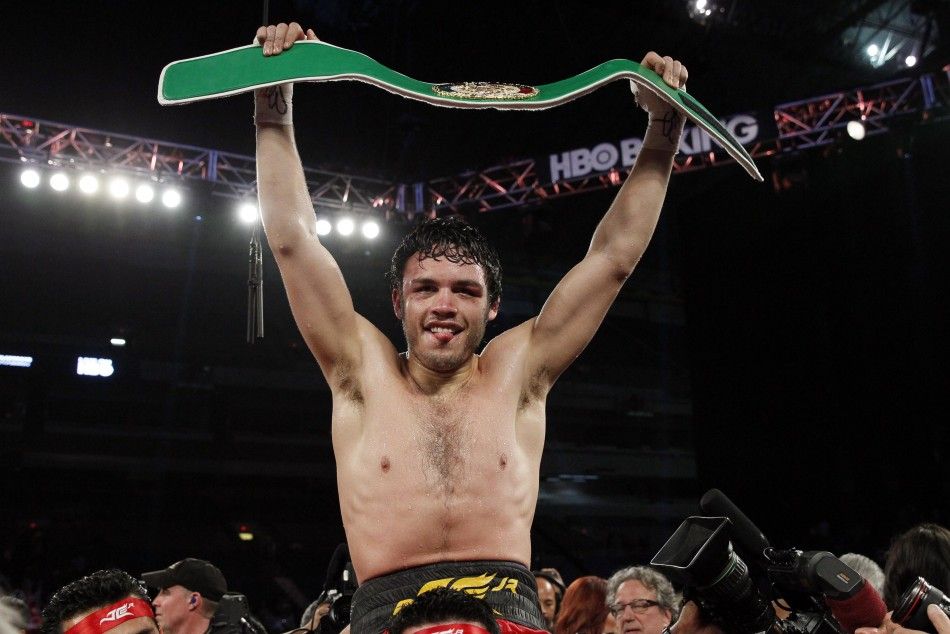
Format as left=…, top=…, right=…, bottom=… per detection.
left=255, top=23, right=363, bottom=380
left=524, top=52, right=687, bottom=387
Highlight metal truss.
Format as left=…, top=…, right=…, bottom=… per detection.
left=0, top=113, right=395, bottom=212
left=427, top=71, right=948, bottom=213
left=774, top=73, right=947, bottom=150
left=2, top=70, right=947, bottom=215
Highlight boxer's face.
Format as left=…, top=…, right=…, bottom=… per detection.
left=394, top=253, right=498, bottom=372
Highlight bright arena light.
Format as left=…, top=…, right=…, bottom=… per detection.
left=238, top=202, right=259, bottom=224
left=315, top=218, right=332, bottom=236
left=866, top=43, right=880, bottom=57
left=361, top=220, right=380, bottom=239
left=905, top=55, right=917, bottom=67
left=695, top=0, right=707, bottom=10
left=135, top=183, right=155, bottom=203
left=20, top=168, right=41, bottom=188
left=847, top=120, right=866, bottom=141
left=161, top=189, right=182, bottom=208
left=50, top=172, right=70, bottom=192
left=109, top=177, right=130, bottom=199
left=78, top=174, right=99, bottom=194
left=336, top=217, right=355, bottom=236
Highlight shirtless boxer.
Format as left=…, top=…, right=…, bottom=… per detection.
left=253, top=22, right=688, bottom=634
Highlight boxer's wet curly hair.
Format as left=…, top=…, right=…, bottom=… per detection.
left=388, top=216, right=503, bottom=306
left=42, top=570, right=150, bottom=634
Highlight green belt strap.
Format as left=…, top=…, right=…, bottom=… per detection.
left=159, top=41, right=762, bottom=181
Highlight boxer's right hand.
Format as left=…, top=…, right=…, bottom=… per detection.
left=255, top=22, right=318, bottom=56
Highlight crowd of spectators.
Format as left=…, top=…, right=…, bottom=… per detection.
left=1, top=522, right=947, bottom=634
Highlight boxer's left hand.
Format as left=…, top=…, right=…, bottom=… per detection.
left=634, top=51, right=688, bottom=116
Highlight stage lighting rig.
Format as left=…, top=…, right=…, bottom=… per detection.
left=108, top=177, right=130, bottom=199
left=336, top=217, right=355, bottom=236
left=237, top=202, right=259, bottom=224
left=687, top=0, right=716, bottom=23
left=78, top=173, right=99, bottom=194
left=361, top=220, right=380, bottom=239
left=135, top=183, right=155, bottom=203
left=161, top=188, right=182, bottom=208
left=49, top=172, right=69, bottom=192
left=20, top=168, right=40, bottom=188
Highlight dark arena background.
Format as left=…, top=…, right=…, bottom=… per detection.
left=1, top=1, right=948, bottom=630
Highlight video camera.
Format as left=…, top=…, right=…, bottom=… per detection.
left=210, top=593, right=267, bottom=634
left=650, top=490, right=885, bottom=634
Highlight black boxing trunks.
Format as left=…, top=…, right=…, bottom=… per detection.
left=350, top=561, right=548, bottom=634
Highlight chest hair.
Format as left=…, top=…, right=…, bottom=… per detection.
left=415, top=395, right=475, bottom=492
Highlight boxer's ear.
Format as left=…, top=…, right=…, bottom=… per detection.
left=392, top=288, right=403, bottom=320
left=488, top=297, right=500, bottom=321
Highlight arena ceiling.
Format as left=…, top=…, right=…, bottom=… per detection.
left=3, top=0, right=946, bottom=179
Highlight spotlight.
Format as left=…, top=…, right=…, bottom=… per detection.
left=336, top=217, right=355, bottom=236
left=110, top=338, right=126, bottom=347
left=846, top=120, right=866, bottom=141
left=361, top=220, right=380, bottom=239
left=905, top=55, right=917, bottom=67
left=50, top=172, right=70, bottom=192
left=20, top=168, right=41, bottom=188
left=315, top=218, right=332, bottom=236
left=866, top=43, right=880, bottom=57
left=687, top=0, right=715, bottom=22
left=135, top=183, right=155, bottom=203
left=108, top=177, right=130, bottom=199
left=79, top=174, right=99, bottom=194
left=161, top=189, right=182, bottom=208
left=238, top=202, right=259, bottom=224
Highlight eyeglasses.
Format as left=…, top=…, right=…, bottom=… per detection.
left=609, top=599, right=660, bottom=616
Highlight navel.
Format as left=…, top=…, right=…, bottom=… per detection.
left=499, top=454, right=508, bottom=469
left=380, top=456, right=391, bottom=472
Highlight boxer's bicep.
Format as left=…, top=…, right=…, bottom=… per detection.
left=525, top=251, right=626, bottom=386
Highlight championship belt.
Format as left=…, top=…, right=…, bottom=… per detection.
left=158, top=41, right=761, bottom=181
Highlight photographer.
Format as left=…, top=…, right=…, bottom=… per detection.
left=883, top=525, right=950, bottom=611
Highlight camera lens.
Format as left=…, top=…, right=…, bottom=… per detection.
left=893, top=577, right=950, bottom=634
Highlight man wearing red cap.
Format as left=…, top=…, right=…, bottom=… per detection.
left=141, top=559, right=227, bottom=634
left=42, top=570, right=158, bottom=634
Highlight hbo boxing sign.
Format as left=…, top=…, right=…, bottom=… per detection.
left=547, top=114, right=759, bottom=182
